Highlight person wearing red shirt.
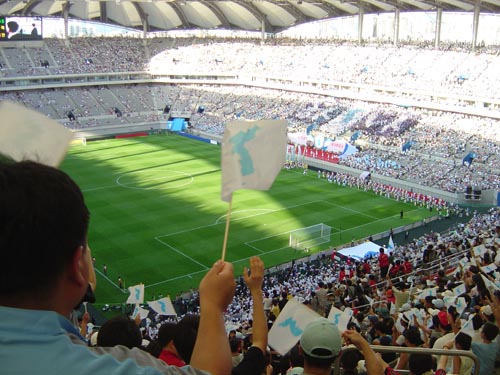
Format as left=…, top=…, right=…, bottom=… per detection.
left=158, top=323, right=186, bottom=367
left=402, top=258, right=412, bottom=274
left=363, top=261, right=371, bottom=275
left=339, top=267, right=346, bottom=282
left=379, top=248, right=390, bottom=279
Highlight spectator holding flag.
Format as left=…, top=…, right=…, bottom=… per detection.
left=298, top=318, right=343, bottom=375
left=0, top=160, right=236, bottom=375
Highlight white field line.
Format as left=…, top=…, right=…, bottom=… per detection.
left=155, top=237, right=210, bottom=271
left=149, top=206, right=425, bottom=287
left=158, top=200, right=326, bottom=239
left=95, top=268, right=128, bottom=293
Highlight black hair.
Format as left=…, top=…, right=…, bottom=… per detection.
left=145, top=339, right=162, bottom=358
left=454, top=332, right=472, bottom=351
left=0, top=161, right=90, bottom=296
left=403, top=326, right=423, bottom=346
left=409, top=354, right=434, bottom=375
left=158, top=322, right=178, bottom=347
left=303, top=351, right=336, bottom=369
left=174, top=314, right=200, bottom=363
left=482, top=322, right=500, bottom=341
left=288, top=343, right=304, bottom=368
left=97, top=316, right=142, bottom=349
left=229, top=337, right=240, bottom=352
left=340, top=349, right=363, bottom=375
left=7, top=21, right=19, bottom=33
left=472, top=313, right=484, bottom=331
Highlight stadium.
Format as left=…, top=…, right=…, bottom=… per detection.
left=1, top=2, right=500, bottom=374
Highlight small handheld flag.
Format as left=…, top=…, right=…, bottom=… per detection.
left=148, top=297, right=177, bottom=316
left=327, top=306, right=351, bottom=332
left=221, top=119, right=287, bottom=202
left=126, top=284, right=145, bottom=304
left=220, top=119, right=287, bottom=260
left=268, top=298, right=320, bottom=356
left=132, top=304, right=150, bottom=321
left=0, top=101, right=73, bottom=166
left=387, top=235, right=395, bottom=252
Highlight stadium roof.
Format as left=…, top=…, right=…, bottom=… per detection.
left=2, top=0, right=500, bottom=34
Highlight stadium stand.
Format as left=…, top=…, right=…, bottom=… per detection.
left=2, top=35, right=500, bottom=374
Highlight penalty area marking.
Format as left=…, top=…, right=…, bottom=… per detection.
left=148, top=204, right=426, bottom=289
left=215, top=209, right=274, bottom=224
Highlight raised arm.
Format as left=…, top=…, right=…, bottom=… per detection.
left=243, top=256, right=267, bottom=353
left=191, top=260, right=236, bottom=375
left=343, top=329, right=388, bottom=375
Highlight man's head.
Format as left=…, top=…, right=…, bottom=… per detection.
left=300, top=318, right=342, bottom=371
left=97, top=316, right=142, bottom=349
left=482, top=322, right=499, bottom=342
left=0, top=161, right=90, bottom=313
left=7, top=21, right=19, bottom=33
left=408, top=353, right=433, bottom=375
left=454, top=332, right=471, bottom=351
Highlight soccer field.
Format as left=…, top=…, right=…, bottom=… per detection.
left=61, top=134, right=434, bottom=305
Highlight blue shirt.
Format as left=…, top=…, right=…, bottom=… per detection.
left=471, top=340, right=499, bottom=375
left=0, top=306, right=205, bottom=375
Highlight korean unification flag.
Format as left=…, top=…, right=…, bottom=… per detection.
left=126, top=284, right=145, bottom=304
left=148, top=297, right=177, bottom=316
left=327, top=306, right=351, bottom=332
left=453, top=283, right=467, bottom=296
left=418, top=287, right=437, bottom=299
left=481, top=274, right=500, bottom=291
left=481, top=263, right=497, bottom=274
left=268, top=298, right=321, bottom=356
left=221, top=120, right=288, bottom=202
left=473, top=245, right=488, bottom=258
left=132, top=304, right=150, bottom=321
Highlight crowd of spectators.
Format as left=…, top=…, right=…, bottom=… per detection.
left=4, top=36, right=500, bottom=374
left=1, top=79, right=499, bottom=194
left=2, top=36, right=500, bottom=99
left=1, top=37, right=500, bottom=195
left=80, top=206, right=500, bottom=375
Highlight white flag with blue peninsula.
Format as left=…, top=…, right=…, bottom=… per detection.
left=132, top=304, right=150, bottom=321
left=126, top=284, right=144, bottom=304
left=148, top=297, right=177, bottom=316
left=327, top=306, right=351, bottom=332
left=221, top=120, right=288, bottom=202
left=453, top=283, right=467, bottom=296
left=268, top=298, right=321, bottom=356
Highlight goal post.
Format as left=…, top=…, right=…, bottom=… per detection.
left=289, top=223, right=331, bottom=250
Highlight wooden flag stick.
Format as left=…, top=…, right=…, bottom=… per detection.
left=221, top=198, right=233, bottom=262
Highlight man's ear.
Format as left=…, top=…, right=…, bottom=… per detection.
left=69, top=245, right=88, bottom=288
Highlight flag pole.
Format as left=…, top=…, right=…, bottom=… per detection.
left=221, top=196, right=233, bottom=261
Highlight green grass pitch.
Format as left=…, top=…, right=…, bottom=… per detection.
left=61, top=134, right=434, bottom=306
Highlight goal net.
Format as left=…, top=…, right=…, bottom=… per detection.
left=289, top=223, right=331, bottom=250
